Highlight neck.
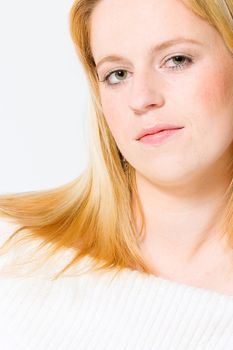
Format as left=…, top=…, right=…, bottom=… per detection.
left=133, top=162, right=233, bottom=280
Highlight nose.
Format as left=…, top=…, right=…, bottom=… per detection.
left=128, top=69, right=165, bottom=114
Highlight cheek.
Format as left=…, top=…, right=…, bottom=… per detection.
left=192, top=62, right=233, bottom=118
left=185, top=63, right=233, bottom=145
left=100, top=91, right=129, bottom=143
left=199, top=74, right=233, bottom=116
left=187, top=64, right=233, bottom=165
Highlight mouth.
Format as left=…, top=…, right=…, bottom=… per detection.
left=136, top=125, right=184, bottom=141
left=138, top=127, right=184, bottom=145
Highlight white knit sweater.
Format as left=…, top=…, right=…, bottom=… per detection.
left=0, top=221, right=233, bottom=349
left=0, top=263, right=233, bottom=350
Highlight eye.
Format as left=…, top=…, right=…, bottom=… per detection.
left=101, top=69, right=129, bottom=87
left=100, top=55, right=194, bottom=87
left=164, top=55, right=193, bottom=71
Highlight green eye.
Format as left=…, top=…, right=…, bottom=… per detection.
left=165, top=55, right=193, bottom=71
left=114, top=70, right=127, bottom=80
left=101, top=55, right=193, bottom=87
left=172, top=56, right=186, bottom=65
left=103, top=69, right=129, bottom=86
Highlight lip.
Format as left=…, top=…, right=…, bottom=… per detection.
left=138, top=128, right=184, bottom=145
left=136, top=124, right=184, bottom=140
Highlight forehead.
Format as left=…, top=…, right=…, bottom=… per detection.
left=90, top=0, right=218, bottom=60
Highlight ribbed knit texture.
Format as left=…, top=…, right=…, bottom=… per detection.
left=0, top=262, right=233, bottom=350
left=0, top=220, right=233, bottom=349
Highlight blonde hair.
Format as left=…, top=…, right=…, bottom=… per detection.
left=0, top=0, right=233, bottom=280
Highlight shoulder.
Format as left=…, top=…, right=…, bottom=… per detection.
left=0, top=218, right=19, bottom=245
left=0, top=219, right=19, bottom=245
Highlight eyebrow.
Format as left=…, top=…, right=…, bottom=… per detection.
left=95, top=37, right=203, bottom=70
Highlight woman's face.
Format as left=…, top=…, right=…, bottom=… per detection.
left=90, top=0, right=233, bottom=186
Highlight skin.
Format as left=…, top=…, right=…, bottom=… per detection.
left=90, top=0, right=233, bottom=293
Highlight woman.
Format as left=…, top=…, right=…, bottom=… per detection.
left=0, top=0, right=233, bottom=348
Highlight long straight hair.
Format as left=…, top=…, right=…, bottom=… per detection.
left=0, top=0, right=233, bottom=280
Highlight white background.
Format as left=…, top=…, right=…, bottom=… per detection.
left=0, top=0, right=90, bottom=194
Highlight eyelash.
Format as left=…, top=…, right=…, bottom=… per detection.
left=100, top=55, right=194, bottom=87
